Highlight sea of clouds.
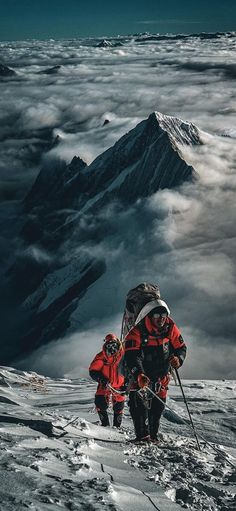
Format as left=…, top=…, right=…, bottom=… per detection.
left=1, top=33, right=236, bottom=378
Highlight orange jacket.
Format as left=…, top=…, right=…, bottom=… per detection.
left=125, top=316, right=185, bottom=351
left=89, top=347, right=124, bottom=390
left=124, top=315, right=186, bottom=381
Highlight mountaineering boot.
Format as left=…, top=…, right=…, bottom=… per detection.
left=151, top=437, right=160, bottom=445
left=98, top=411, right=110, bottom=427
left=129, top=435, right=151, bottom=444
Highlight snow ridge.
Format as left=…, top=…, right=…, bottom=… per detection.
left=0, top=367, right=235, bottom=511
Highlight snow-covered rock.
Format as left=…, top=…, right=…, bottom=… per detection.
left=97, top=39, right=123, bottom=48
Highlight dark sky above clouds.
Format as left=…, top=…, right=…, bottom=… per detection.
left=0, top=0, right=236, bottom=40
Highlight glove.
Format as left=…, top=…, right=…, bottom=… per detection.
left=99, top=377, right=109, bottom=388
left=170, top=355, right=181, bottom=369
left=137, top=373, right=150, bottom=389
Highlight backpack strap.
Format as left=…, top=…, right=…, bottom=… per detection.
left=138, top=320, right=149, bottom=347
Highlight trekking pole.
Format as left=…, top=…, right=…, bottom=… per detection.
left=120, top=315, right=125, bottom=342
left=108, top=384, right=126, bottom=395
left=174, top=369, right=201, bottom=451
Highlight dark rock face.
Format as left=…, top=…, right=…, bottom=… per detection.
left=17, top=259, right=106, bottom=358
left=97, top=39, right=123, bottom=48
left=39, top=65, right=61, bottom=75
left=24, top=156, right=87, bottom=213
left=2, top=112, right=203, bottom=363
left=0, top=64, right=16, bottom=77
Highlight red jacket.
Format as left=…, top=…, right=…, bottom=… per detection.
left=89, top=347, right=124, bottom=393
left=124, top=315, right=186, bottom=382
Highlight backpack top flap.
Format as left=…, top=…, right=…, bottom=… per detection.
left=121, top=282, right=161, bottom=339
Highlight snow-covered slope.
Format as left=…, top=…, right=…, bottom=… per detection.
left=2, top=112, right=202, bottom=363
left=0, top=366, right=235, bottom=510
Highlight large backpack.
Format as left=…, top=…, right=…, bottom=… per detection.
left=121, top=282, right=161, bottom=340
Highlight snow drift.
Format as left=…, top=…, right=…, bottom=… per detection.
left=0, top=366, right=235, bottom=510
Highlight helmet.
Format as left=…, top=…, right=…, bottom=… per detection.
left=103, top=333, right=121, bottom=356
left=104, top=333, right=119, bottom=343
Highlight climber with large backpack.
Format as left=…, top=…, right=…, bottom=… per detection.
left=122, top=283, right=187, bottom=443
left=89, top=333, right=125, bottom=428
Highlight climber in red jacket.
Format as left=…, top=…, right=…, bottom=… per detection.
left=124, top=299, right=187, bottom=442
left=89, top=333, right=125, bottom=428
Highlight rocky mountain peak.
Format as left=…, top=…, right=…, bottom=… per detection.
left=68, top=111, right=201, bottom=210
left=3, top=112, right=204, bottom=362
left=150, top=111, right=202, bottom=146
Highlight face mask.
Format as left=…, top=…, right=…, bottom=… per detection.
left=105, top=341, right=119, bottom=356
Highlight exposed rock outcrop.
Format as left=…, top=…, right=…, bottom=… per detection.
left=0, top=63, right=16, bottom=77
left=39, top=65, right=61, bottom=75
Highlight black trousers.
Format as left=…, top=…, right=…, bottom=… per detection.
left=95, top=395, right=125, bottom=427
left=128, top=391, right=166, bottom=440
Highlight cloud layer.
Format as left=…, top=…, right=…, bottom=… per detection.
left=1, top=33, right=236, bottom=378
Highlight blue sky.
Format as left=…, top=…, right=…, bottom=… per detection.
left=0, top=0, right=235, bottom=40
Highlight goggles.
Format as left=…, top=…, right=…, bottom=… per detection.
left=105, top=341, right=120, bottom=355
left=152, top=312, right=168, bottom=319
